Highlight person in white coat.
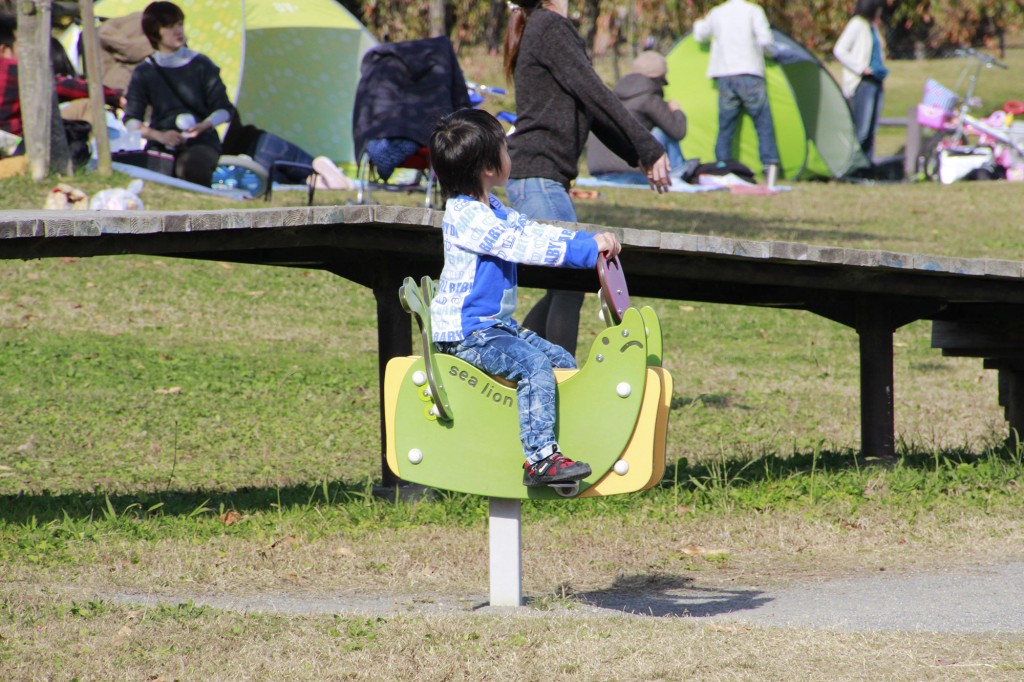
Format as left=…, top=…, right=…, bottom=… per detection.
left=834, top=0, right=888, bottom=161
left=693, top=0, right=780, bottom=179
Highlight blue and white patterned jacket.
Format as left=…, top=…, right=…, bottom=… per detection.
left=431, top=194, right=599, bottom=342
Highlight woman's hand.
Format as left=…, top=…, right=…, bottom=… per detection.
left=642, top=153, right=672, bottom=193
left=184, top=119, right=214, bottom=139
left=151, top=128, right=184, bottom=147
left=594, top=232, right=621, bottom=258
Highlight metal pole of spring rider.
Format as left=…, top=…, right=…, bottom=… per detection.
left=488, top=497, right=522, bottom=607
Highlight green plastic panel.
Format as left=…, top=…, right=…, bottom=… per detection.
left=640, top=306, right=663, bottom=367
left=390, top=308, right=652, bottom=499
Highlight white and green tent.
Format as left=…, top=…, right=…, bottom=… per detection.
left=82, top=0, right=377, bottom=167
left=666, top=30, right=870, bottom=180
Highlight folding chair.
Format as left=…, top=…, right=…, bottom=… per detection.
left=351, top=36, right=471, bottom=208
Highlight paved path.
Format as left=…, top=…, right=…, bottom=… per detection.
left=585, top=562, right=1024, bottom=632
left=102, top=562, right=1024, bottom=633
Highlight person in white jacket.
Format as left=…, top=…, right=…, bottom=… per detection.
left=693, top=0, right=780, bottom=179
left=833, top=0, right=888, bottom=161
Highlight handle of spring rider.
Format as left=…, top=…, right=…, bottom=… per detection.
left=398, top=276, right=452, bottom=421
left=597, top=253, right=630, bottom=326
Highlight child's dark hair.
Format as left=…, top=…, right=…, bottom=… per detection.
left=141, top=1, right=185, bottom=50
left=429, top=108, right=506, bottom=201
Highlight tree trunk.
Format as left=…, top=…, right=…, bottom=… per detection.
left=17, top=0, right=71, bottom=180
left=580, top=0, right=600, bottom=59
left=80, top=0, right=111, bottom=175
left=485, top=0, right=506, bottom=55
left=428, top=0, right=445, bottom=38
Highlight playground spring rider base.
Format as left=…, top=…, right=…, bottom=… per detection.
left=383, top=254, right=672, bottom=604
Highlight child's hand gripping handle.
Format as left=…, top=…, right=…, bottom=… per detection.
left=594, top=232, right=621, bottom=259
left=597, top=251, right=630, bottom=326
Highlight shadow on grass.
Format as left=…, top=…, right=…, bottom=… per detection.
left=0, top=480, right=400, bottom=527
left=671, top=392, right=752, bottom=410
left=1, top=443, right=1018, bottom=527
left=575, top=204, right=903, bottom=246
left=575, top=574, right=770, bottom=618
left=661, top=442, right=1021, bottom=495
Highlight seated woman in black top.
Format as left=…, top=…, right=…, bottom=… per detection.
left=122, top=1, right=231, bottom=186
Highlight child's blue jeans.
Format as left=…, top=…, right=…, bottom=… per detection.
left=437, top=324, right=576, bottom=464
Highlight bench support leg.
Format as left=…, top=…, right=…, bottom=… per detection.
left=997, top=368, right=1024, bottom=450
left=375, top=275, right=413, bottom=488
left=489, top=497, right=523, bottom=607
left=857, top=307, right=895, bottom=458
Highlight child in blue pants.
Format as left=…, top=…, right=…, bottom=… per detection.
left=428, top=109, right=621, bottom=487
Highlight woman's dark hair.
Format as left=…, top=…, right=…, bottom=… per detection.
left=50, top=37, right=76, bottom=78
left=429, top=109, right=507, bottom=201
left=502, top=0, right=544, bottom=84
left=0, top=14, right=16, bottom=51
left=141, top=1, right=185, bottom=50
left=852, top=0, right=883, bottom=20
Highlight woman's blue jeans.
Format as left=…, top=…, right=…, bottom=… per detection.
left=505, top=176, right=577, bottom=226
left=850, top=76, right=884, bottom=162
left=438, top=325, right=576, bottom=463
left=505, top=177, right=586, bottom=357
left=651, top=126, right=687, bottom=178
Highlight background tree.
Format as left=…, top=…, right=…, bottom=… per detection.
left=428, top=0, right=443, bottom=37
left=484, top=0, right=506, bottom=56
left=17, top=0, right=71, bottom=180
left=352, top=0, right=1021, bottom=59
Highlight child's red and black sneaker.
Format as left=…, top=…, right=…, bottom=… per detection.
left=522, top=452, right=591, bottom=487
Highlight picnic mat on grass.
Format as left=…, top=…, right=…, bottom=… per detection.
left=574, top=174, right=791, bottom=195
left=697, top=172, right=792, bottom=195
left=575, top=177, right=727, bottom=193
left=111, top=162, right=254, bottom=200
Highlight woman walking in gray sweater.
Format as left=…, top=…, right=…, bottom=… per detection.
left=502, top=0, right=670, bottom=356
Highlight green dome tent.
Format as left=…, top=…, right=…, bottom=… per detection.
left=666, top=30, right=869, bottom=180
left=78, top=0, right=377, bottom=168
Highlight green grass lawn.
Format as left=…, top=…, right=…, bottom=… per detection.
left=2, top=42, right=1024, bottom=682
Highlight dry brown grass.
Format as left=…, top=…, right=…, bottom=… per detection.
left=6, top=502, right=1024, bottom=602
left=9, top=507, right=1024, bottom=681
left=4, top=584, right=1024, bottom=682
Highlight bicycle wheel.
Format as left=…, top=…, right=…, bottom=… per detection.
left=920, top=131, right=955, bottom=181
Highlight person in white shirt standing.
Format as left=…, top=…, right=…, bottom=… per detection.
left=693, top=0, right=780, bottom=181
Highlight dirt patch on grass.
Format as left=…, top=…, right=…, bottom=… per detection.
left=5, top=581, right=1024, bottom=682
